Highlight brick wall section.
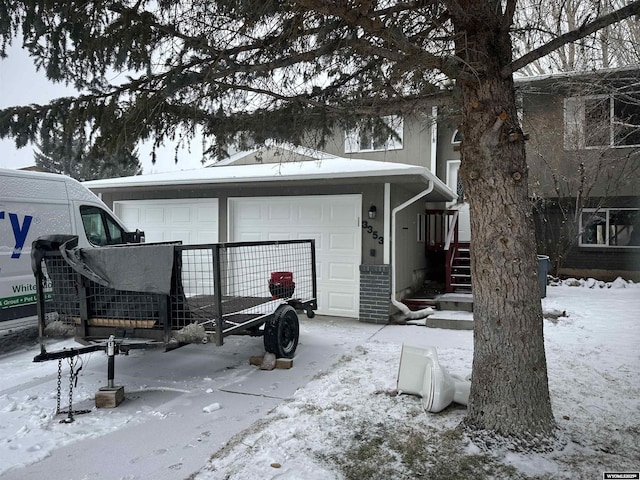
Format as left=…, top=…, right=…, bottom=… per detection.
left=359, top=264, right=391, bottom=324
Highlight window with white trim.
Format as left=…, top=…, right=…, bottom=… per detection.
left=580, top=208, right=639, bottom=247
left=345, top=116, right=403, bottom=153
left=417, top=213, right=426, bottom=243
left=564, top=95, right=640, bottom=149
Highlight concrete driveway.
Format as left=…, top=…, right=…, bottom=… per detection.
left=0, top=316, right=389, bottom=479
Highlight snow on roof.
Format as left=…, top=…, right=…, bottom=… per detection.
left=84, top=154, right=455, bottom=200
left=515, top=65, right=640, bottom=86
left=201, top=142, right=339, bottom=167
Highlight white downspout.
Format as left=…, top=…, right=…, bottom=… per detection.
left=390, top=183, right=435, bottom=321
left=383, top=183, right=391, bottom=264
left=430, top=106, right=438, bottom=174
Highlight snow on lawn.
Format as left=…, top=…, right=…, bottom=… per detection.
left=195, top=279, right=640, bottom=480
left=1, top=279, right=639, bottom=479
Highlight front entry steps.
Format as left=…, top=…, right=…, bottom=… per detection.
left=402, top=293, right=473, bottom=330
left=425, top=309, right=473, bottom=330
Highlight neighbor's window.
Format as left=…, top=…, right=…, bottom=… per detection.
left=564, top=95, right=640, bottom=149
left=580, top=208, right=639, bottom=247
left=345, top=116, right=403, bottom=153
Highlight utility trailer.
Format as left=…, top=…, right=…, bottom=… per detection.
left=32, top=235, right=317, bottom=357
left=30, top=235, right=316, bottom=419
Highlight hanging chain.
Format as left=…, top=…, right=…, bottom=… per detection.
left=56, top=355, right=90, bottom=424
left=56, top=359, right=62, bottom=415
left=65, top=357, right=76, bottom=423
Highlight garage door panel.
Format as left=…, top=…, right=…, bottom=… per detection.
left=329, top=233, right=358, bottom=251
left=328, top=262, right=357, bottom=281
left=168, top=230, right=192, bottom=242
left=268, top=204, right=293, bottom=221
left=237, top=232, right=262, bottom=242
left=114, top=199, right=218, bottom=244
left=313, top=263, right=324, bottom=282
left=169, top=206, right=192, bottom=222
left=145, top=207, right=166, bottom=224
left=119, top=207, right=141, bottom=227
left=143, top=228, right=167, bottom=242
left=197, top=206, right=217, bottom=222
left=294, top=231, right=322, bottom=244
left=298, top=204, right=323, bottom=222
left=327, top=292, right=357, bottom=312
left=236, top=203, right=262, bottom=220
left=330, top=204, right=358, bottom=224
left=229, top=195, right=360, bottom=317
left=267, top=232, right=291, bottom=241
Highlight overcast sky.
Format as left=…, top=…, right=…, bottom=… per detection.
left=0, top=43, right=205, bottom=174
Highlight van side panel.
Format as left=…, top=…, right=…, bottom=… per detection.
left=2, top=175, right=69, bottom=201
left=0, top=199, right=73, bottom=321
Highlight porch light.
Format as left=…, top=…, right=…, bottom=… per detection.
left=368, top=205, right=377, bottom=219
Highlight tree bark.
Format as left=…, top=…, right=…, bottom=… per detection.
left=450, top=1, right=556, bottom=445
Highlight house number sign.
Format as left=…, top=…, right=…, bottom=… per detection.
left=362, top=220, right=383, bottom=244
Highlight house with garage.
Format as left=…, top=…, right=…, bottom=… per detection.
left=84, top=67, right=639, bottom=325
left=84, top=140, right=456, bottom=324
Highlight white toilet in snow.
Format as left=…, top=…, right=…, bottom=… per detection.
left=397, top=345, right=471, bottom=413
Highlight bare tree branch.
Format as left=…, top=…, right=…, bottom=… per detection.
left=504, top=0, right=640, bottom=76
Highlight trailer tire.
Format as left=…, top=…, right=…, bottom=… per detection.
left=264, top=305, right=299, bottom=359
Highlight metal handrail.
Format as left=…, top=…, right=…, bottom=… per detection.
left=444, top=210, right=459, bottom=293
left=444, top=210, right=459, bottom=251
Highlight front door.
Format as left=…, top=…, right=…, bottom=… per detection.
left=446, top=160, right=471, bottom=242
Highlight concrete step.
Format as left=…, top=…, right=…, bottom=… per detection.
left=426, top=310, right=474, bottom=330
left=401, top=298, right=438, bottom=311
left=436, top=293, right=473, bottom=312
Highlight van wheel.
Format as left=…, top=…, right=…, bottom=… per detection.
left=264, top=306, right=299, bottom=359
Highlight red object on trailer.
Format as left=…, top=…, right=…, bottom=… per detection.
left=269, top=271, right=295, bottom=299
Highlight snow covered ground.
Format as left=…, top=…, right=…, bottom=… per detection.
left=1, top=280, right=638, bottom=479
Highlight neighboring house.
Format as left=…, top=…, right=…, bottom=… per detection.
left=84, top=145, right=455, bottom=323
left=519, top=67, right=640, bottom=281
left=431, top=67, right=640, bottom=284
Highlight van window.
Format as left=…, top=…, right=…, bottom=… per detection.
left=80, top=206, right=125, bottom=246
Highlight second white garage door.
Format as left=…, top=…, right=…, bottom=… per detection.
left=229, top=195, right=361, bottom=318
left=113, top=199, right=219, bottom=244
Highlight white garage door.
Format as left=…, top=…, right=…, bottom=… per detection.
left=114, top=199, right=219, bottom=244
left=229, top=195, right=361, bottom=318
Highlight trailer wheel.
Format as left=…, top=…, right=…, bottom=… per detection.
left=264, top=305, right=299, bottom=359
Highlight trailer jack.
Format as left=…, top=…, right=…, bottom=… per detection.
left=34, top=336, right=157, bottom=421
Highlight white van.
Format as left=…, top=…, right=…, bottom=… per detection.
left=0, top=168, right=143, bottom=323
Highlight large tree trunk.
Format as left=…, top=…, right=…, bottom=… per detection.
left=450, top=1, right=556, bottom=445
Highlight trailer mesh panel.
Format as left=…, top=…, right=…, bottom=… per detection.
left=171, top=241, right=315, bottom=332
left=37, top=240, right=315, bottom=341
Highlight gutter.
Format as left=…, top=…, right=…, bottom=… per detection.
left=390, top=183, right=436, bottom=321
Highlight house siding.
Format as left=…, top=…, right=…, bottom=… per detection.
left=560, top=246, right=640, bottom=281
left=320, top=113, right=435, bottom=170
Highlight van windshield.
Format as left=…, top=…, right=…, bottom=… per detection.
left=80, top=206, right=125, bottom=246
